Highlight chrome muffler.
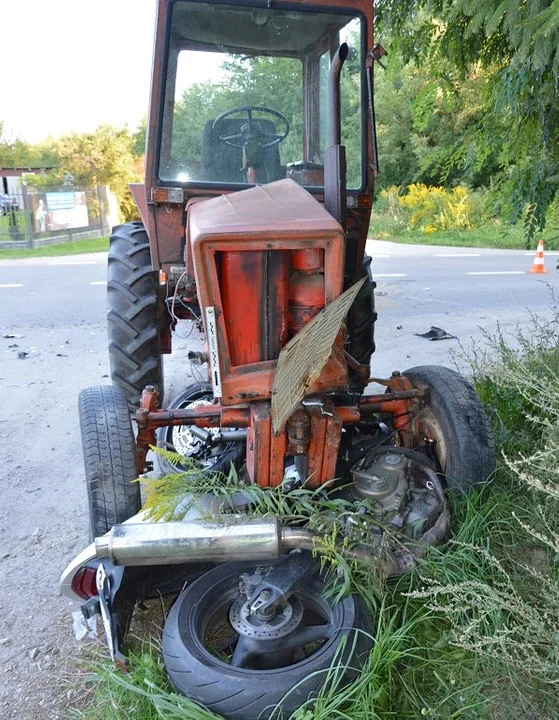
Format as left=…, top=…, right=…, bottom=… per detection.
left=94, top=517, right=317, bottom=567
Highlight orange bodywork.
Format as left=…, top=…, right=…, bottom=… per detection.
left=188, top=180, right=348, bottom=403
left=185, top=179, right=353, bottom=486
left=129, top=0, right=425, bottom=489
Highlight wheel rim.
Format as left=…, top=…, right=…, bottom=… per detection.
left=170, top=398, right=222, bottom=468
left=181, top=568, right=345, bottom=672
left=414, top=407, right=448, bottom=470
left=160, top=388, right=238, bottom=470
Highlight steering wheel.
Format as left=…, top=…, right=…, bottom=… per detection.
left=212, top=106, right=290, bottom=149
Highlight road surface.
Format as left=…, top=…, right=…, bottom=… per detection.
left=0, top=241, right=556, bottom=717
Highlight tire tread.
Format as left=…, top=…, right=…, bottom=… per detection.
left=78, top=385, right=141, bottom=536
left=405, top=365, right=496, bottom=492
left=107, top=222, right=163, bottom=409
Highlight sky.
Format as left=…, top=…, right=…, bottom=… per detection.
left=1, top=0, right=157, bottom=143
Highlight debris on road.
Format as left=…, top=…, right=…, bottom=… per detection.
left=17, top=348, right=40, bottom=359
left=3, top=333, right=24, bottom=339
left=415, top=326, right=456, bottom=341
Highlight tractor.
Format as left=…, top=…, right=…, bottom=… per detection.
left=61, top=1, right=495, bottom=717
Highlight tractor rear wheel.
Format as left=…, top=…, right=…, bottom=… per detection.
left=107, top=222, right=163, bottom=410
left=347, top=254, right=377, bottom=389
left=404, top=365, right=496, bottom=493
left=78, top=385, right=141, bottom=538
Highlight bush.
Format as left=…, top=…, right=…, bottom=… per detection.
left=383, top=183, right=490, bottom=233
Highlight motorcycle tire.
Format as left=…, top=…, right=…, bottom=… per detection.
left=162, top=561, right=373, bottom=720
left=156, top=382, right=244, bottom=476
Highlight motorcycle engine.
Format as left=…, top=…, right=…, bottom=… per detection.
left=347, top=449, right=445, bottom=542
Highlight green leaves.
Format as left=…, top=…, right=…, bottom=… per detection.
left=375, top=0, right=559, bottom=231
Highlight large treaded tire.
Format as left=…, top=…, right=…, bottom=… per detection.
left=405, top=365, right=496, bottom=493
left=347, top=255, right=377, bottom=389
left=162, top=562, right=372, bottom=720
left=107, top=221, right=163, bottom=410
left=78, top=385, right=141, bottom=537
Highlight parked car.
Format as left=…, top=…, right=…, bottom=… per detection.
left=0, top=194, right=19, bottom=215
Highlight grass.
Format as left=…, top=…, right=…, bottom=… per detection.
left=0, top=209, right=27, bottom=230
left=370, top=211, right=559, bottom=250
left=0, top=235, right=108, bottom=259
left=71, top=308, right=559, bottom=719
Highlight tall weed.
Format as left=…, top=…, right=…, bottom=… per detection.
left=409, top=302, right=559, bottom=692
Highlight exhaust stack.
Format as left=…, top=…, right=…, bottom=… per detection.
left=324, top=43, right=348, bottom=229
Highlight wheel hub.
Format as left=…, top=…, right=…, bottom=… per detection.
left=229, top=594, right=304, bottom=640
left=171, top=399, right=220, bottom=466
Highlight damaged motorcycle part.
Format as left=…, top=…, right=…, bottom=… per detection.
left=95, top=563, right=127, bottom=666
left=246, top=549, right=318, bottom=616
left=156, top=382, right=244, bottom=475
left=162, top=561, right=373, bottom=720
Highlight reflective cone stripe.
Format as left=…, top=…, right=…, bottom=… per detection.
left=528, top=239, right=547, bottom=274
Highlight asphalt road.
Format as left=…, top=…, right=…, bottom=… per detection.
left=0, top=241, right=557, bottom=717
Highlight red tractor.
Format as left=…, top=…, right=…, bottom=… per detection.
left=61, top=1, right=495, bottom=717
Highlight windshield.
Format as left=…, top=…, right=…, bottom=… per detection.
left=158, top=1, right=365, bottom=190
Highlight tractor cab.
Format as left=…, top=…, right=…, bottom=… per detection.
left=139, top=0, right=375, bottom=274
left=157, top=2, right=366, bottom=189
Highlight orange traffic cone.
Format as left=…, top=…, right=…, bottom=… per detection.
left=528, top=238, right=547, bottom=274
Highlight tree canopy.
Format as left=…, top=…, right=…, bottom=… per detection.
left=2, top=1, right=559, bottom=233
left=375, top=0, right=559, bottom=234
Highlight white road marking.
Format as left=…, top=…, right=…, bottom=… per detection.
left=434, top=253, right=481, bottom=257
left=466, top=271, right=525, bottom=276
left=374, top=273, right=407, bottom=278
left=48, top=261, right=97, bottom=266
left=371, top=254, right=391, bottom=259
left=90, top=281, right=107, bottom=285
left=0, top=283, right=24, bottom=288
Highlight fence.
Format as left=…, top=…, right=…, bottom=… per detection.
left=0, top=184, right=115, bottom=249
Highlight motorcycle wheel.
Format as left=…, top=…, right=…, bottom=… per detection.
left=162, top=561, right=372, bottom=719
left=156, top=382, right=244, bottom=476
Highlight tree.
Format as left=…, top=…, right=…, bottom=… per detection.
left=0, top=121, right=54, bottom=169
left=375, top=0, right=559, bottom=236
left=31, top=125, right=143, bottom=221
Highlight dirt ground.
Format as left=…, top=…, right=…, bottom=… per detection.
left=0, top=315, right=199, bottom=718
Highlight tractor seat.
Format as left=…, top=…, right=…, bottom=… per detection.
left=200, top=118, right=282, bottom=184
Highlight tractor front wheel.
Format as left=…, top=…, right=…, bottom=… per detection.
left=78, top=385, right=141, bottom=537
left=404, top=365, right=496, bottom=493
